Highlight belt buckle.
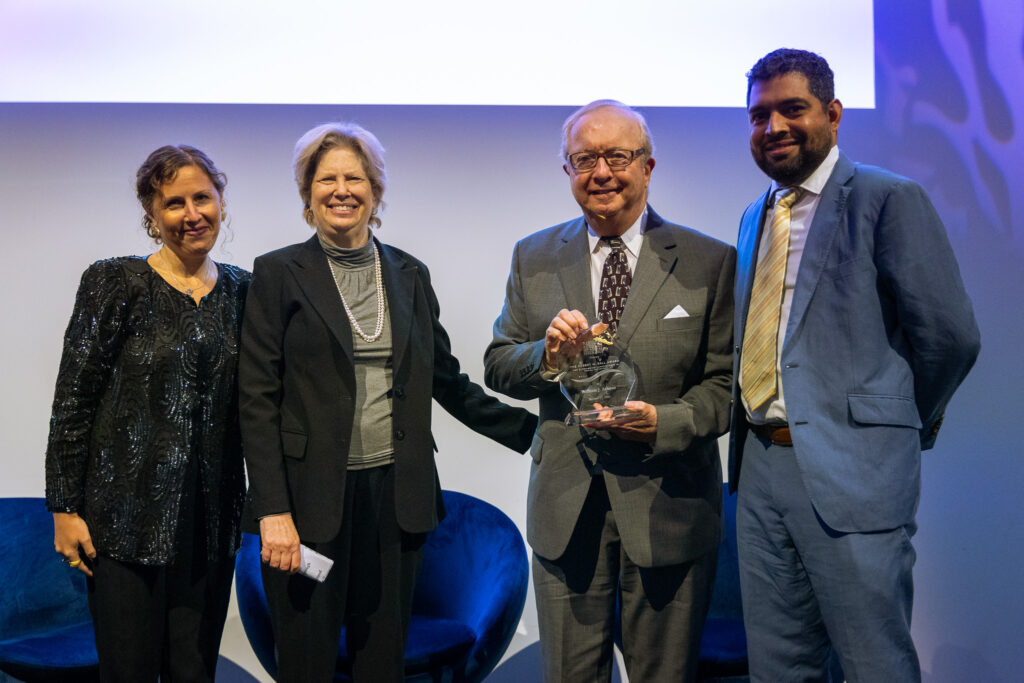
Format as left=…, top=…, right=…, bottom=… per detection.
left=750, top=422, right=792, bottom=447
left=769, top=426, right=792, bottom=447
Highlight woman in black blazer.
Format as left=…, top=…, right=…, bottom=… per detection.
left=239, top=122, right=536, bottom=682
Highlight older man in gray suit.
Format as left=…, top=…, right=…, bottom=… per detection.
left=484, top=100, right=736, bottom=682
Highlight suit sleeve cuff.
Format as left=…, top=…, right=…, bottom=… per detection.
left=651, top=403, right=695, bottom=455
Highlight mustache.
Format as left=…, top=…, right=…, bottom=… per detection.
left=762, top=131, right=800, bottom=145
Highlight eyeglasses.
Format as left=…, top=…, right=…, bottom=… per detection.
left=566, top=148, right=647, bottom=172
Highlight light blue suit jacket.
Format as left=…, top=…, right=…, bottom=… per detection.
left=728, top=152, right=980, bottom=533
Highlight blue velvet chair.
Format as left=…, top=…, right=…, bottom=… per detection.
left=235, top=489, right=529, bottom=682
left=0, top=498, right=99, bottom=682
left=696, top=484, right=748, bottom=680
left=612, top=483, right=748, bottom=680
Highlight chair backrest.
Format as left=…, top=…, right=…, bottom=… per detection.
left=611, top=483, right=747, bottom=676
left=411, top=490, right=529, bottom=683
left=414, top=490, right=528, bottom=628
left=707, top=483, right=743, bottom=620
left=234, top=490, right=529, bottom=683
left=234, top=533, right=277, bottom=677
left=692, top=484, right=748, bottom=678
left=0, top=498, right=92, bottom=641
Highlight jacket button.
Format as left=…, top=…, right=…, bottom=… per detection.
left=395, top=429, right=405, bottom=440
left=394, top=386, right=406, bottom=399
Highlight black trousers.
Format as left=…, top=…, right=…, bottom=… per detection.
left=86, top=451, right=235, bottom=683
left=86, top=478, right=234, bottom=683
left=86, top=553, right=234, bottom=683
left=261, top=464, right=426, bottom=683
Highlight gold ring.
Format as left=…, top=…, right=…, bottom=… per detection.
left=68, top=559, right=82, bottom=568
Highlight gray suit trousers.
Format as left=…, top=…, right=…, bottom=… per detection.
left=533, top=476, right=718, bottom=683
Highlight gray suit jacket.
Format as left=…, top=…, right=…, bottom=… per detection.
left=729, top=152, right=981, bottom=532
left=485, top=208, right=736, bottom=567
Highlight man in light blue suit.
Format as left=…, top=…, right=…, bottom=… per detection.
left=730, top=49, right=980, bottom=682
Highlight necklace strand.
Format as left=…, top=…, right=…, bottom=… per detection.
left=156, top=251, right=214, bottom=297
left=330, top=241, right=385, bottom=343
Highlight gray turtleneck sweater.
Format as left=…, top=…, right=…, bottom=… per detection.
left=318, top=232, right=395, bottom=470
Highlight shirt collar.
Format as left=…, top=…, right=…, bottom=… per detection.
left=770, top=145, right=840, bottom=202
left=586, top=208, right=647, bottom=258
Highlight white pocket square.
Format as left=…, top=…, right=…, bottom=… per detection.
left=664, top=305, right=690, bottom=319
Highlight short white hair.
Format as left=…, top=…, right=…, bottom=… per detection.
left=559, top=100, right=655, bottom=160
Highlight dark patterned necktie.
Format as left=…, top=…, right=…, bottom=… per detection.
left=598, top=237, right=632, bottom=332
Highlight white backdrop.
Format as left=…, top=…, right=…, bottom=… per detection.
left=2, top=1, right=1021, bottom=681
left=0, top=0, right=874, bottom=107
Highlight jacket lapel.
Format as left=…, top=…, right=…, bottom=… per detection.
left=783, top=153, right=854, bottom=349
left=378, top=240, right=416, bottom=370
left=288, top=236, right=354, bottom=364
left=735, top=189, right=771, bottom=344
left=556, top=218, right=596, bottom=321
left=615, top=207, right=675, bottom=350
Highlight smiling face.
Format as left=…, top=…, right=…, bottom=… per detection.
left=748, top=71, right=842, bottom=186
left=148, top=165, right=222, bottom=260
left=309, top=146, right=375, bottom=248
left=563, top=107, right=654, bottom=236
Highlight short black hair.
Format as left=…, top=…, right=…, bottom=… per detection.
left=747, top=48, right=835, bottom=108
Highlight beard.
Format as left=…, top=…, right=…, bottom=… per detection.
left=752, top=128, right=832, bottom=186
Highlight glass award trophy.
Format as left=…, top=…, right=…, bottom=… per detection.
left=559, top=330, right=640, bottom=426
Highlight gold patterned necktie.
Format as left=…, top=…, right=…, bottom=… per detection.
left=741, top=188, right=802, bottom=411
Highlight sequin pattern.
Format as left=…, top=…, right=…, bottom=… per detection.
left=45, top=256, right=251, bottom=565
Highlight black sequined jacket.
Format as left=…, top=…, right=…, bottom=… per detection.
left=45, top=256, right=251, bottom=565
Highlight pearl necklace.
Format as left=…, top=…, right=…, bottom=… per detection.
left=330, top=241, right=385, bottom=343
left=156, top=251, right=215, bottom=298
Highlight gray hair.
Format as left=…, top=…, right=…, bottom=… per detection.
left=293, top=122, right=387, bottom=229
left=559, top=100, right=655, bottom=161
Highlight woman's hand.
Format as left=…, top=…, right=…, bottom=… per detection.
left=259, top=513, right=302, bottom=573
left=53, top=512, right=96, bottom=577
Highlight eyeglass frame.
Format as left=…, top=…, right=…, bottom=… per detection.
left=565, top=148, right=648, bottom=172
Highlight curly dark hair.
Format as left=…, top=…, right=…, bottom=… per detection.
left=136, top=145, right=227, bottom=241
left=746, top=48, right=835, bottom=109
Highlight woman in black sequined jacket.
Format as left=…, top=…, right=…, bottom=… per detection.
left=44, top=145, right=250, bottom=682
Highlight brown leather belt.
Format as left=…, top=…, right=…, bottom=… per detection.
left=749, top=422, right=793, bottom=447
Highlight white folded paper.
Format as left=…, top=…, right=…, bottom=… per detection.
left=299, top=544, right=334, bottom=583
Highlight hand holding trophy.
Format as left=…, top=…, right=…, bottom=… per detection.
left=544, top=313, right=642, bottom=427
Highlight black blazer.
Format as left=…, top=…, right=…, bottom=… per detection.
left=239, top=236, right=536, bottom=541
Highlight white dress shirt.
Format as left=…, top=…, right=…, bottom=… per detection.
left=744, top=146, right=840, bottom=424
left=586, top=209, right=646, bottom=312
